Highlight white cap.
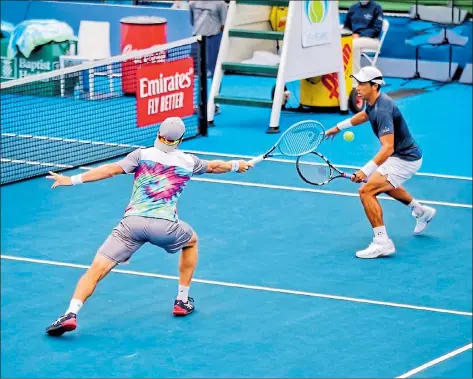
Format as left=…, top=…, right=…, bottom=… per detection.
left=351, top=66, right=385, bottom=85
left=154, top=117, right=185, bottom=152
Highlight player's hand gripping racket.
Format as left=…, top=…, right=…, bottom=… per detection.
left=249, top=120, right=325, bottom=165
left=296, top=151, right=366, bottom=186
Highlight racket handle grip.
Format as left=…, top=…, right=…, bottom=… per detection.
left=346, top=173, right=368, bottom=183
left=249, top=155, right=265, bottom=165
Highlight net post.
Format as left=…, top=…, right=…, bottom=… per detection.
left=197, top=35, right=208, bottom=137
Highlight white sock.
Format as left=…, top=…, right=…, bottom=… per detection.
left=177, top=285, right=189, bottom=302
left=66, top=299, right=83, bottom=315
left=373, top=226, right=388, bottom=240
left=408, top=199, right=424, bottom=216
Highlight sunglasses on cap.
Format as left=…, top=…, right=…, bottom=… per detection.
left=157, top=134, right=183, bottom=146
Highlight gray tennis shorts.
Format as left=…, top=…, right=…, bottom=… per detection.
left=97, top=216, right=194, bottom=264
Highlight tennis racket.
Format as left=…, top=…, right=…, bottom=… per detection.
left=296, top=151, right=366, bottom=186
left=249, top=120, right=325, bottom=165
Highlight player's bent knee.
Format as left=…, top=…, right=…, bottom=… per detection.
left=88, top=254, right=116, bottom=280
left=367, top=174, right=395, bottom=195
left=358, top=184, right=371, bottom=197
left=359, top=176, right=389, bottom=197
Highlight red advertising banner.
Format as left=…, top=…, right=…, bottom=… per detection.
left=136, top=57, right=194, bottom=127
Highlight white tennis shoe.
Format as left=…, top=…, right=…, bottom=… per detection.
left=356, top=238, right=396, bottom=259
left=413, top=206, right=436, bottom=234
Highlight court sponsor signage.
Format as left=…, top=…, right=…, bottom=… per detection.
left=1, top=57, right=59, bottom=81
left=301, top=0, right=333, bottom=47
left=1, top=56, right=17, bottom=80
left=136, top=57, right=194, bottom=127
left=321, top=42, right=352, bottom=99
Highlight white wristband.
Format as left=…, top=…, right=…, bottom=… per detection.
left=71, top=174, right=83, bottom=185
left=230, top=160, right=239, bottom=172
left=361, top=160, right=378, bottom=177
left=336, top=119, right=352, bottom=130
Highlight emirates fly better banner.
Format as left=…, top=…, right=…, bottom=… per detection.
left=136, top=58, right=194, bottom=127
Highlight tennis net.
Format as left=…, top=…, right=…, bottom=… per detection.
left=0, top=36, right=208, bottom=185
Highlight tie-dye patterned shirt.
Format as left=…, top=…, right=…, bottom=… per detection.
left=116, top=148, right=208, bottom=221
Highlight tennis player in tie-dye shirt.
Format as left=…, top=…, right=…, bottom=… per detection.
left=45, top=117, right=253, bottom=337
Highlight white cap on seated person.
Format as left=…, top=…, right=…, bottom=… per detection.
left=350, top=66, right=385, bottom=86
left=154, top=117, right=185, bottom=153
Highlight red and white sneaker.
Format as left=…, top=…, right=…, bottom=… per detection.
left=46, top=312, right=77, bottom=336
left=173, top=297, right=195, bottom=316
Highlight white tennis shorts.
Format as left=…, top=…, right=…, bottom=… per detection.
left=377, top=156, right=423, bottom=188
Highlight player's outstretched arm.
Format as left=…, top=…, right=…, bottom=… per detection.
left=206, top=160, right=252, bottom=174
left=325, top=111, right=369, bottom=139
left=46, top=163, right=125, bottom=188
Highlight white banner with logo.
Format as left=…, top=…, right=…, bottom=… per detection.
left=269, top=0, right=347, bottom=127
left=301, top=0, right=333, bottom=47
left=281, top=0, right=343, bottom=82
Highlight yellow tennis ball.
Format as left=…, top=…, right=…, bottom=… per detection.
left=343, top=131, right=354, bottom=142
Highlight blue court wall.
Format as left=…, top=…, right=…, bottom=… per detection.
left=1, top=1, right=471, bottom=66
left=0, top=1, right=192, bottom=56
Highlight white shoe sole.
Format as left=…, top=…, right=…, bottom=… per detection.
left=356, top=247, right=396, bottom=259
left=414, top=208, right=437, bottom=235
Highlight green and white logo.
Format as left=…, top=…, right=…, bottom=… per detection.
left=304, top=0, right=329, bottom=24
left=1, top=57, right=17, bottom=80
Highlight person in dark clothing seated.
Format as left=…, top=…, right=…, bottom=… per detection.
left=344, top=0, right=384, bottom=76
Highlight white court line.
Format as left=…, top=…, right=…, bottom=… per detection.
left=396, top=343, right=473, bottom=378
left=1, top=158, right=90, bottom=171
left=73, top=166, right=471, bottom=209
left=190, top=177, right=473, bottom=209
left=2, top=254, right=472, bottom=317
left=2, top=133, right=471, bottom=181
left=184, top=150, right=473, bottom=182
left=1, top=158, right=72, bottom=169
left=5, top=158, right=470, bottom=209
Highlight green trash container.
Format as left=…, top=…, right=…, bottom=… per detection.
left=18, top=40, right=78, bottom=96
left=1, top=40, right=79, bottom=96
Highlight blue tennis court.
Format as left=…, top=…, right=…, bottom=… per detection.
left=1, top=75, right=472, bottom=378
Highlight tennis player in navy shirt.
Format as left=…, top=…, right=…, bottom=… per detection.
left=325, top=67, right=436, bottom=259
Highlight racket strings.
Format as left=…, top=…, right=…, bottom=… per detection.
left=278, top=121, right=325, bottom=156
left=297, top=154, right=331, bottom=184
